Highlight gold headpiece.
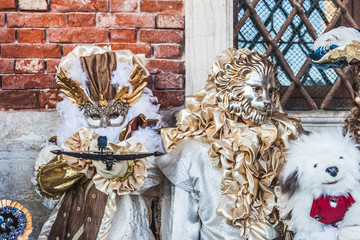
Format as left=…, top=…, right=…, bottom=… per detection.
left=56, top=49, right=149, bottom=128
left=57, top=63, right=147, bottom=107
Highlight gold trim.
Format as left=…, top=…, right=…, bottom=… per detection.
left=0, top=200, right=32, bottom=240
left=110, top=160, right=135, bottom=182
left=84, top=181, right=94, bottom=200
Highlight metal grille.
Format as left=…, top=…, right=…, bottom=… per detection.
left=234, top=0, right=359, bottom=110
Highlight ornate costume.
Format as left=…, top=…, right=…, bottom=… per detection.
left=156, top=48, right=302, bottom=239
left=33, top=46, right=163, bottom=240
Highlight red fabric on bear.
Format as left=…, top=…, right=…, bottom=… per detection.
left=310, top=194, right=355, bottom=225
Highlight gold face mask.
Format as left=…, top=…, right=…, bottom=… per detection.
left=57, top=51, right=148, bottom=128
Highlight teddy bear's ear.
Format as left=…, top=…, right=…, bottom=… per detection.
left=280, top=168, right=298, bottom=197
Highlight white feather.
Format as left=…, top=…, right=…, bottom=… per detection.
left=55, top=48, right=161, bottom=146
left=313, top=26, right=360, bottom=51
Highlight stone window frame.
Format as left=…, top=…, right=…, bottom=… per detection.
left=184, top=0, right=347, bottom=131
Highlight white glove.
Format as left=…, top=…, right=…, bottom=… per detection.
left=89, top=139, right=129, bottom=179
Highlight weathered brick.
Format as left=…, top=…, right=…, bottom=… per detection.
left=7, top=13, right=66, bottom=28
left=97, top=13, right=154, bottom=28
left=101, top=43, right=151, bottom=58
left=46, top=59, right=61, bottom=73
left=39, top=90, right=62, bottom=109
left=0, top=90, right=38, bottom=109
left=19, top=0, right=47, bottom=11
left=147, top=59, right=184, bottom=74
left=154, top=44, right=181, bottom=59
left=62, top=45, right=78, bottom=55
left=49, top=28, right=108, bottom=43
left=1, top=45, right=62, bottom=58
left=17, top=29, right=46, bottom=43
left=0, top=0, right=16, bottom=10
left=15, top=60, right=45, bottom=74
left=0, top=59, right=14, bottom=74
left=68, top=13, right=96, bottom=27
left=51, top=0, right=107, bottom=12
left=157, top=13, right=184, bottom=29
left=0, top=14, right=5, bottom=27
left=140, top=0, right=183, bottom=12
left=110, top=0, right=137, bottom=12
left=139, top=29, right=183, bottom=43
left=154, top=74, right=184, bottom=89
left=2, top=74, right=57, bottom=89
left=152, top=90, right=184, bottom=107
left=109, top=29, right=137, bottom=43
left=0, top=29, right=15, bottom=43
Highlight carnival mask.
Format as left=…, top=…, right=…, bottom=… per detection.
left=57, top=51, right=148, bottom=128
left=214, top=48, right=279, bottom=125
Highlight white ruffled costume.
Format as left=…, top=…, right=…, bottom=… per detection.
left=32, top=46, right=164, bottom=240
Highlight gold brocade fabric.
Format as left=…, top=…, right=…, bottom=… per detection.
left=36, top=155, right=84, bottom=200
left=161, top=80, right=300, bottom=239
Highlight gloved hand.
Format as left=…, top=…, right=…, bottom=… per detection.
left=89, top=139, right=129, bottom=179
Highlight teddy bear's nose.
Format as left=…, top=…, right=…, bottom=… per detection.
left=326, top=166, right=339, bottom=177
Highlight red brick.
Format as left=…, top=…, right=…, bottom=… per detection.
left=101, top=43, right=151, bottom=58
left=0, top=29, right=15, bottom=43
left=17, top=29, right=46, bottom=43
left=68, top=13, right=96, bottom=27
left=97, top=13, right=155, bottom=28
left=154, top=74, right=183, bottom=89
left=62, top=45, right=78, bottom=55
left=110, top=0, right=137, bottom=12
left=51, top=0, right=107, bottom=12
left=157, top=13, right=184, bottom=28
left=7, top=13, right=66, bottom=28
left=0, top=59, right=14, bottom=73
left=109, top=29, right=137, bottom=43
left=140, top=0, right=183, bottom=12
left=154, top=44, right=181, bottom=59
left=0, top=14, right=5, bottom=27
left=153, top=90, right=184, bottom=107
left=0, top=90, right=38, bottom=109
left=147, top=59, right=184, bottom=74
left=15, top=59, right=45, bottom=74
left=2, top=74, right=57, bottom=89
left=39, top=90, right=62, bottom=108
left=1, top=45, right=62, bottom=58
left=139, top=29, right=182, bottom=43
left=49, top=28, right=108, bottom=43
left=47, top=59, right=61, bottom=73
left=0, top=0, right=16, bottom=10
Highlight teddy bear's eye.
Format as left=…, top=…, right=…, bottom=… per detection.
left=339, top=156, right=343, bottom=159
left=314, top=164, right=318, bottom=168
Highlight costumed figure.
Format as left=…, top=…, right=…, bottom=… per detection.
left=279, top=130, right=360, bottom=240
left=0, top=200, right=32, bottom=240
left=156, top=48, right=304, bottom=239
left=308, top=26, right=360, bottom=142
left=32, top=46, right=164, bottom=240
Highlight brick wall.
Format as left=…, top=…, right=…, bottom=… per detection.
left=0, top=0, right=185, bottom=110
